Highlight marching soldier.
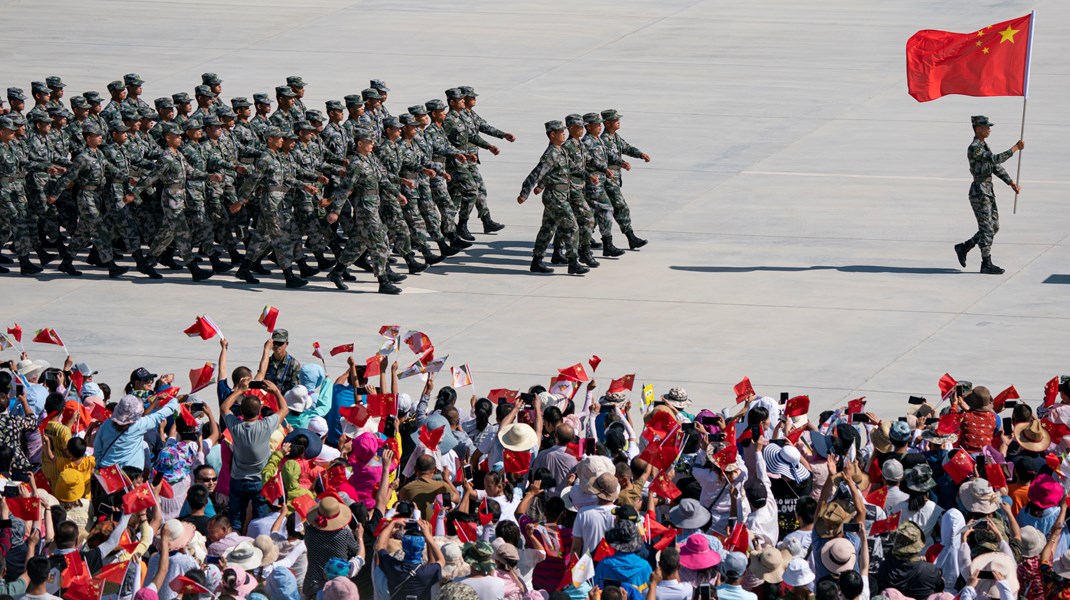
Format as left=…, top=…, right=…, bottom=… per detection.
left=600, top=109, right=649, bottom=249
left=82, top=91, right=108, bottom=133
left=45, top=77, right=66, bottom=111
left=101, top=119, right=152, bottom=272
left=180, top=117, right=227, bottom=272
left=101, top=81, right=127, bottom=123
left=189, top=86, right=216, bottom=122
left=0, top=116, right=46, bottom=274
left=205, top=107, right=246, bottom=266
left=23, top=112, right=66, bottom=267
left=370, top=80, right=392, bottom=120
left=172, top=92, right=193, bottom=127
left=250, top=93, right=273, bottom=141
left=290, top=119, right=335, bottom=277
left=555, top=114, right=599, bottom=268
left=460, top=86, right=510, bottom=234
left=580, top=112, right=626, bottom=257
left=443, top=88, right=498, bottom=242
left=201, top=73, right=223, bottom=101
left=421, top=99, right=471, bottom=251
left=376, top=116, right=428, bottom=274
left=400, top=110, right=457, bottom=261
left=362, top=88, right=386, bottom=141
left=954, top=115, right=1023, bottom=275
left=517, top=120, right=587, bottom=276
left=287, top=76, right=307, bottom=117
left=270, top=86, right=297, bottom=132
left=6, top=88, right=27, bottom=117
left=27, top=82, right=52, bottom=121
left=123, top=73, right=151, bottom=114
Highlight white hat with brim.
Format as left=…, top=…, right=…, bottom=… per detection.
left=1054, top=549, right=1070, bottom=579
left=16, top=359, right=50, bottom=376
left=782, top=558, right=815, bottom=587
left=223, top=540, right=265, bottom=571
left=497, top=423, right=538, bottom=452
left=284, top=385, right=311, bottom=413
left=971, top=552, right=1019, bottom=597
left=164, top=519, right=196, bottom=550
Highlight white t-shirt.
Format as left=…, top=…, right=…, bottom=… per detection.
left=657, top=579, right=694, bottom=600
left=455, top=576, right=505, bottom=600
left=573, top=503, right=616, bottom=555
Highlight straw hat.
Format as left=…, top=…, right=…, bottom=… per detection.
left=1014, top=419, right=1051, bottom=452
left=749, top=547, right=792, bottom=583
left=497, top=423, right=538, bottom=452
left=306, top=496, right=353, bottom=531
left=820, top=538, right=856, bottom=574
left=253, top=535, right=280, bottom=565
left=971, top=552, right=1019, bottom=598
left=163, top=519, right=196, bottom=550
left=1019, top=526, right=1045, bottom=559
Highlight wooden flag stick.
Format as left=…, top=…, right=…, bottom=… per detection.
left=1013, top=10, right=1036, bottom=214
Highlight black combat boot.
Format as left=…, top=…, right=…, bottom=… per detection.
left=19, top=256, right=43, bottom=275
left=250, top=257, right=270, bottom=275
left=579, top=248, right=600, bottom=268
left=625, top=230, right=647, bottom=249
left=481, top=215, right=505, bottom=233
left=106, top=260, right=129, bottom=278
left=980, top=256, right=1005, bottom=275
left=377, top=275, right=402, bottom=295
left=423, top=248, right=444, bottom=266
left=36, top=247, right=56, bottom=265
left=86, top=247, right=101, bottom=266
left=568, top=258, right=590, bottom=275
left=297, top=259, right=318, bottom=278
left=234, top=259, right=260, bottom=284
left=283, top=267, right=308, bottom=288
left=602, top=235, right=625, bottom=258
left=209, top=254, right=233, bottom=273
left=530, top=256, right=553, bottom=274
left=315, top=252, right=336, bottom=272
left=228, top=247, right=243, bottom=266
left=135, top=251, right=162, bottom=279
left=450, top=234, right=472, bottom=250
left=354, top=252, right=374, bottom=273
left=589, top=238, right=602, bottom=249
left=340, top=266, right=357, bottom=281
left=0, top=251, right=13, bottom=264
left=57, top=247, right=82, bottom=276
left=159, top=247, right=182, bottom=270
left=188, top=260, right=213, bottom=282
left=954, top=240, right=975, bottom=268
left=437, top=239, right=460, bottom=258
left=327, top=265, right=349, bottom=290
left=404, top=254, right=427, bottom=274
left=384, top=266, right=407, bottom=283
left=550, top=246, right=567, bottom=265
left=456, top=220, right=475, bottom=242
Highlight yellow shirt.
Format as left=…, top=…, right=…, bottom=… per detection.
left=57, top=455, right=96, bottom=499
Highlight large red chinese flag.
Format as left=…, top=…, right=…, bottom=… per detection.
left=906, top=14, right=1032, bottom=102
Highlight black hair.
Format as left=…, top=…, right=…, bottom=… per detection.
left=816, top=579, right=841, bottom=600
left=55, top=520, right=79, bottom=548
left=544, top=496, right=565, bottom=522
left=659, top=546, right=681, bottom=575
left=907, top=487, right=929, bottom=512
left=231, top=366, right=252, bottom=385
left=44, top=392, right=65, bottom=414
left=0, top=370, right=11, bottom=395
left=747, top=406, right=769, bottom=427
left=543, top=406, right=562, bottom=427
left=796, top=496, right=818, bottom=525
left=496, top=520, right=521, bottom=547
left=187, top=484, right=210, bottom=510
left=194, top=464, right=217, bottom=480
left=528, top=385, right=547, bottom=395
left=26, top=556, right=51, bottom=585
left=286, top=434, right=309, bottom=459
left=435, top=386, right=457, bottom=411
left=1011, top=402, right=1033, bottom=424
left=67, top=437, right=88, bottom=459
left=240, top=395, right=261, bottom=420
left=838, top=571, right=864, bottom=598
left=99, top=382, right=111, bottom=401
left=473, top=398, right=494, bottom=430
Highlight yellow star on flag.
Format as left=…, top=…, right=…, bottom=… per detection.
left=976, top=30, right=984, bottom=37
left=998, top=25, right=1019, bottom=43
left=976, top=40, right=982, bottom=46
left=982, top=47, right=990, bottom=54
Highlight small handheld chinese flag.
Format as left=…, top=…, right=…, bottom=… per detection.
left=65, top=576, right=104, bottom=600
left=943, top=449, right=976, bottom=484
left=330, top=343, right=354, bottom=357
left=488, top=389, right=519, bottom=405
left=121, top=483, right=157, bottom=514
left=846, top=398, right=866, bottom=415
left=906, top=14, right=1033, bottom=103
left=189, top=362, right=215, bottom=394
left=993, top=385, right=1020, bottom=412
left=937, top=412, right=964, bottom=435
left=503, top=449, right=531, bottom=475
left=365, top=355, right=383, bottom=378
left=258, top=306, right=279, bottom=332
left=938, top=373, right=958, bottom=399
left=32, top=327, right=65, bottom=347
left=866, top=486, right=889, bottom=507
left=312, top=342, right=325, bottom=363
left=178, top=404, right=198, bottom=428
left=870, top=512, right=901, bottom=536
left=455, top=520, right=478, bottom=543
left=366, top=393, right=398, bottom=418
left=97, top=560, right=131, bottom=584
left=5, top=496, right=40, bottom=521
left=557, top=363, right=590, bottom=383
left=95, top=465, right=129, bottom=494
left=650, top=470, right=682, bottom=501
left=261, top=472, right=285, bottom=505
left=607, top=374, right=635, bottom=393
left=642, top=410, right=678, bottom=445
left=593, top=538, right=616, bottom=561
left=451, top=364, right=473, bottom=388
left=734, top=377, right=755, bottom=403
left=985, top=463, right=1008, bottom=490
left=725, top=522, right=750, bottom=553
left=402, top=330, right=432, bottom=355
left=785, top=395, right=810, bottom=418
left=290, top=494, right=316, bottom=520
left=1044, top=377, right=1060, bottom=408
left=588, top=355, right=601, bottom=372
left=183, top=316, right=218, bottom=340
left=419, top=424, right=446, bottom=452
left=340, top=404, right=370, bottom=427
left=7, top=323, right=22, bottom=343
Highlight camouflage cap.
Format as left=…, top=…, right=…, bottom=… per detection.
left=253, top=93, right=272, bottom=105
left=398, top=113, right=418, bottom=127
left=444, top=88, right=464, bottom=100
left=0, top=116, right=15, bottom=130
left=194, top=85, right=215, bottom=98
left=264, top=126, right=284, bottom=139
left=31, top=81, right=50, bottom=95
left=324, top=100, right=344, bottom=112
left=7, top=87, right=26, bottom=100
left=183, top=117, right=204, bottom=131
left=353, top=128, right=376, bottom=142
left=139, top=108, right=158, bottom=120
left=201, top=72, right=222, bottom=86
left=283, top=130, right=299, bottom=141
left=109, top=120, right=130, bottom=133
left=286, top=76, right=306, bottom=88
left=407, top=104, right=428, bottom=116
left=8, top=114, right=25, bottom=127
left=382, top=116, right=401, bottom=130
left=583, top=112, right=603, bottom=125
left=70, top=96, right=90, bottom=109
left=600, top=109, right=622, bottom=121
left=45, top=76, right=65, bottom=89
left=123, top=73, right=145, bottom=86
left=202, top=114, right=222, bottom=127
left=971, top=115, right=994, bottom=127
left=160, top=122, right=183, bottom=136
left=361, top=88, right=382, bottom=101
left=154, top=97, right=175, bottom=109
left=275, top=86, right=297, bottom=98
left=107, top=80, right=125, bottom=93
left=83, top=90, right=104, bottom=103
left=81, top=122, right=103, bottom=136
left=544, top=120, right=566, bottom=133
left=459, top=85, right=478, bottom=97
left=565, top=113, right=583, bottom=126
left=230, top=96, right=251, bottom=109
left=28, top=111, right=52, bottom=124
left=214, top=105, right=236, bottom=119
left=172, top=92, right=192, bottom=104
left=49, top=108, right=73, bottom=120
left=120, top=107, right=140, bottom=121
left=304, top=110, right=325, bottom=123
left=294, top=120, right=315, bottom=132
left=370, top=79, right=390, bottom=92
left=425, top=99, right=447, bottom=112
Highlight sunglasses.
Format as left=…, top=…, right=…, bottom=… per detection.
left=198, top=477, right=218, bottom=482
left=272, top=341, right=287, bottom=346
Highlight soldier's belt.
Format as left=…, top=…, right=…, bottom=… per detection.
left=432, top=156, right=447, bottom=162
left=81, top=185, right=100, bottom=191
left=240, top=158, right=255, bottom=164
left=166, top=183, right=185, bottom=192
left=547, top=184, right=569, bottom=192
left=0, top=176, right=20, bottom=184
left=128, top=168, right=142, bottom=177
left=267, top=185, right=291, bottom=193
left=972, top=177, right=993, bottom=184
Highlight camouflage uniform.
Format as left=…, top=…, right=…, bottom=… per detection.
left=270, top=87, right=297, bottom=133
left=132, top=145, right=201, bottom=263
left=24, top=122, right=70, bottom=250
left=374, top=135, right=416, bottom=257
left=101, top=132, right=145, bottom=255
left=423, top=110, right=467, bottom=238
left=462, top=102, right=508, bottom=222
left=965, top=136, right=1013, bottom=260
left=180, top=126, right=217, bottom=257
left=600, top=128, right=642, bottom=234
left=581, top=129, right=618, bottom=236
left=561, top=135, right=597, bottom=251
left=50, top=144, right=122, bottom=263
left=0, top=131, right=37, bottom=260
left=443, top=101, right=493, bottom=225
left=290, top=133, right=332, bottom=256
left=519, top=134, right=578, bottom=261
left=400, top=130, right=445, bottom=244
left=237, top=147, right=299, bottom=270
left=203, top=127, right=242, bottom=254
left=331, top=151, right=401, bottom=277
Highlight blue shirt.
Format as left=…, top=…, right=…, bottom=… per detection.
left=326, top=383, right=356, bottom=446
left=93, top=398, right=180, bottom=470
left=1018, top=505, right=1060, bottom=535
left=715, top=584, right=758, bottom=600
left=594, top=552, right=652, bottom=592
left=11, top=382, right=48, bottom=417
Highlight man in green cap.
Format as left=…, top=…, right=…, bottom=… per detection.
left=101, top=119, right=152, bottom=273
left=123, top=73, right=151, bottom=114
left=82, top=91, right=109, bottom=134
left=271, top=86, right=297, bottom=132
left=600, top=109, right=649, bottom=249
left=443, top=88, right=498, bottom=242
left=24, top=111, right=68, bottom=264
left=180, top=117, right=228, bottom=273
left=190, top=86, right=217, bottom=122
left=6, top=88, right=26, bottom=117
left=232, top=126, right=314, bottom=289
left=230, top=97, right=262, bottom=164
left=370, top=79, right=392, bottom=119
left=250, top=93, right=273, bottom=141
left=361, top=88, right=386, bottom=141
left=65, top=96, right=92, bottom=156
left=286, top=76, right=307, bottom=116
left=149, top=97, right=177, bottom=146
left=399, top=110, right=455, bottom=262
left=47, top=122, right=130, bottom=278
left=555, top=114, right=599, bottom=268
left=0, top=116, right=47, bottom=274
left=201, top=73, right=223, bottom=100
left=204, top=108, right=246, bottom=267
left=289, top=119, right=335, bottom=277
left=129, top=122, right=217, bottom=281
left=102, top=82, right=128, bottom=124
left=460, top=86, right=512, bottom=234
left=172, top=92, right=193, bottom=127
left=375, top=116, right=428, bottom=275
left=517, top=120, right=587, bottom=275
left=324, top=128, right=408, bottom=294
left=45, top=77, right=66, bottom=111
left=580, top=112, right=626, bottom=257
left=422, top=98, right=471, bottom=251
left=27, top=82, right=52, bottom=121
left=954, top=115, right=1023, bottom=275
